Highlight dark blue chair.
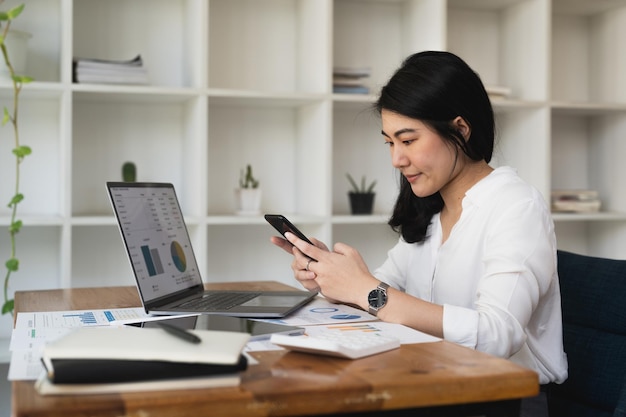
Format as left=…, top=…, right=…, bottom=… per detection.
left=547, top=250, right=626, bottom=417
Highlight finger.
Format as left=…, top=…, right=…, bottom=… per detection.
left=270, top=236, right=295, bottom=255
left=310, top=237, right=329, bottom=252
left=285, top=232, right=320, bottom=261
left=292, top=263, right=319, bottom=291
left=299, top=279, right=320, bottom=292
left=291, top=245, right=316, bottom=272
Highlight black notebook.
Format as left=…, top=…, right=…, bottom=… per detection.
left=40, top=326, right=250, bottom=384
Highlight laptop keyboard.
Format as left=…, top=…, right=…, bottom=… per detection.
left=179, top=292, right=261, bottom=311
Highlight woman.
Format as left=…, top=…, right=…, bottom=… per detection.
left=271, top=51, right=567, bottom=414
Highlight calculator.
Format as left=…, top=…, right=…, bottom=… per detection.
left=270, top=330, right=400, bottom=359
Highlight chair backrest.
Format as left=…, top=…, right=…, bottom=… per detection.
left=547, top=250, right=626, bottom=417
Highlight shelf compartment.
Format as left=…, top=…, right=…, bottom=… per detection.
left=2, top=0, right=63, bottom=83
left=208, top=0, right=330, bottom=94
left=448, top=0, right=549, bottom=101
left=71, top=97, right=204, bottom=216
left=73, top=0, right=203, bottom=88
left=0, top=95, right=62, bottom=217
left=207, top=100, right=331, bottom=217
left=552, top=3, right=626, bottom=104
left=551, top=111, right=626, bottom=214
left=332, top=103, right=397, bottom=216
left=333, top=0, right=445, bottom=95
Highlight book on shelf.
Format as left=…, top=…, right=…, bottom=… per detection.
left=333, top=66, right=371, bottom=95
left=551, top=189, right=602, bottom=213
left=332, top=85, right=370, bottom=94
left=73, top=54, right=149, bottom=85
left=36, top=326, right=250, bottom=395
left=332, top=76, right=366, bottom=87
left=332, top=66, right=371, bottom=78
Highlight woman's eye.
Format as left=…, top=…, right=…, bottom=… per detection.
left=384, top=141, right=393, bottom=147
left=402, top=139, right=415, bottom=145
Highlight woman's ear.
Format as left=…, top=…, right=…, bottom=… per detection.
left=452, top=116, right=471, bottom=141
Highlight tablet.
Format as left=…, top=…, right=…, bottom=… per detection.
left=126, top=315, right=304, bottom=341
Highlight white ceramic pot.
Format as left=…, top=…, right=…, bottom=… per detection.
left=235, top=188, right=262, bottom=215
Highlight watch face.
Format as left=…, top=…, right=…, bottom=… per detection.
left=368, top=289, right=387, bottom=308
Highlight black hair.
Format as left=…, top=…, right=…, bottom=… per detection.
left=375, top=51, right=495, bottom=243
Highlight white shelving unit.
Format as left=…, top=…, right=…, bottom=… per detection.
left=1, top=0, right=625, bottom=347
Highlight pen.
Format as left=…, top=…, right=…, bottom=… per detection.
left=156, top=321, right=202, bottom=344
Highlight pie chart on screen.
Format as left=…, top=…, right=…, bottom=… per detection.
left=170, top=241, right=187, bottom=272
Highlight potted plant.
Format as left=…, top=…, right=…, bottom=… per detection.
left=234, top=164, right=261, bottom=215
left=122, top=161, right=137, bottom=182
left=1, top=3, right=32, bottom=317
left=346, top=173, right=376, bottom=215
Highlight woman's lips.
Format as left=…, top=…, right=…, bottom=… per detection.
left=404, top=173, right=420, bottom=183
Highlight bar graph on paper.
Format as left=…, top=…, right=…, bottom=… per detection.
left=62, top=311, right=98, bottom=325
left=14, top=308, right=149, bottom=329
left=325, top=323, right=381, bottom=333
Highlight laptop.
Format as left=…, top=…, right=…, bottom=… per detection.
left=106, top=182, right=317, bottom=318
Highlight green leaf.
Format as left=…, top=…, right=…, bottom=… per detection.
left=9, top=219, right=23, bottom=233
left=8, top=193, right=24, bottom=207
left=346, top=173, right=359, bottom=193
left=6, top=4, right=25, bottom=20
left=5, top=257, right=19, bottom=271
left=13, top=145, right=32, bottom=158
left=13, top=75, right=33, bottom=84
left=2, top=299, right=14, bottom=315
left=2, top=107, right=10, bottom=126
left=0, top=12, right=9, bottom=22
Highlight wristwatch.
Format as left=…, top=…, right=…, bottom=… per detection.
left=368, top=282, right=390, bottom=316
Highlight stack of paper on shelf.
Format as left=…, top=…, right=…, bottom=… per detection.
left=35, top=325, right=250, bottom=395
left=551, top=189, right=602, bottom=213
left=333, top=66, right=371, bottom=94
left=73, top=54, right=149, bottom=85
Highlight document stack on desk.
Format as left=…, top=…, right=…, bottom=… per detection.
left=35, top=325, right=250, bottom=395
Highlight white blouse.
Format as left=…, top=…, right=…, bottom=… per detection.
left=374, top=166, right=568, bottom=384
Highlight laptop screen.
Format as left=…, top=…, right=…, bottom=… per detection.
left=107, top=183, right=203, bottom=303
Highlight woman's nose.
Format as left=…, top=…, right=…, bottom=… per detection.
left=391, top=146, right=407, bottom=168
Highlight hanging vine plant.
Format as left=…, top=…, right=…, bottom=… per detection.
left=1, top=3, right=33, bottom=316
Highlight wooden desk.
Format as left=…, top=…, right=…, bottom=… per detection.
left=13, top=282, right=538, bottom=417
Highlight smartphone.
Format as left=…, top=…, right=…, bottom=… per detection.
left=264, top=214, right=314, bottom=245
